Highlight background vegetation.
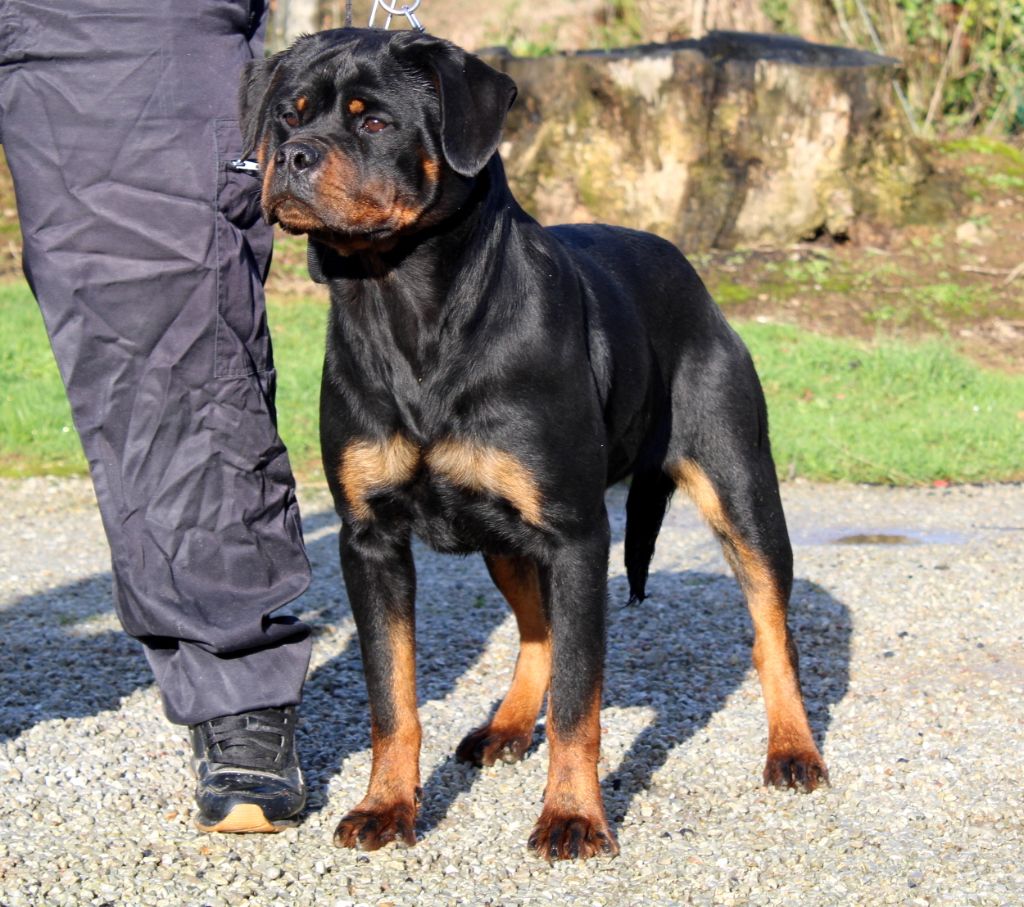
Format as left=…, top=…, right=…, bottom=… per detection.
left=275, top=0, right=1024, bottom=137
left=0, top=4, right=1020, bottom=485
left=2, top=275, right=1021, bottom=485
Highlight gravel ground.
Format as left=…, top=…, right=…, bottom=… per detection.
left=1, top=475, right=1022, bottom=906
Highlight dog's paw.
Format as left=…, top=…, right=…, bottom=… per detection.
left=763, top=749, right=829, bottom=792
left=333, top=803, right=417, bottom=851
left=528, top=812, right=619, bottom=861
left=455, top=724, right=533, bottom=767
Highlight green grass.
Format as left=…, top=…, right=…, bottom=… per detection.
left=0, top=279, right=328, bottom=479
left=2, top=278, right=1021, bottom=485
left=739, top=322, right=1024, bottom=485
left=0, top=281, right=82, bottom=475
left=266, top=293, right=328, bottom=477
left=940, top=137, right=1024, bottom=194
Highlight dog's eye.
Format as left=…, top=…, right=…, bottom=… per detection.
left=282, top=111, right=300, bottom=128
left=362, top=117, right=388, bottom=134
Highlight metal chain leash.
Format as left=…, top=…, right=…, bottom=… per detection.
left=367, top=0, right=424, bottom=31
left=344, top=0, right=425, bottom=32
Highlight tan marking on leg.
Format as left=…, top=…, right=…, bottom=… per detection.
left=366, top=619, right=421, bottom=805
left=488, top=556, right=550, bottom=733
left=532, top=690, right=618, bottom=860
left=339, top=436, right=421, bottom=521
left=457, top=557, right=550, bottom=765
left=670, top=458, right=826, bottom=789
left=426, top=440, right=544, bottom=526
left=335, top=618, right=421, bottom=850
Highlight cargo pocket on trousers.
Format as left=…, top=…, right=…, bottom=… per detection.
left=213, top=117, right=275, bottom=378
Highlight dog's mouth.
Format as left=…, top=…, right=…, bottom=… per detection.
left=265, top=195, right=326, bottom=232
left=265, top=193, right=402, bottom=252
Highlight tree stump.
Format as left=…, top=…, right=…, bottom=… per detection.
left=482, top=31, right=927, bottom=250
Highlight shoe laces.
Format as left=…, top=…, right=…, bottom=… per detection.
left=199, top=707, right=296, bottom=772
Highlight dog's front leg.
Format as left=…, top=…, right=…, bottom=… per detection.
left=529, top=523, right=620, bottom=861
left=334, top=523, right=421, bottom=851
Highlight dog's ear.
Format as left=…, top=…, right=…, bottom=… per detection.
left=393, top=36, right=518, bottom=178
left=239, top=52, right=284, bottom=158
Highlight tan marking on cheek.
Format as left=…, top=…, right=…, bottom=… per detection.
left=420, top=151, right=441, bottom=185
left=391, top=204, right=423, bottom=229
left=259, top=136, right=276, bottom=202
left=339, top=436, right=421, bottom=521
left=319, top=154, right=392, bottom=229
left=426, top=441, right=544, bottom=526
left=257, top=135, right=271, bottom=170
left=319, top=149, right=360, bottom=205
left=348, top=98, right=366, bottom=115
left=317, top=151, right=431, bottom=237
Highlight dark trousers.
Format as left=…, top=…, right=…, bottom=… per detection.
left=0, top=1, right=313, bottom=724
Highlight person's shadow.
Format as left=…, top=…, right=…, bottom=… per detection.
left=1, top=490, right=851, bottom=840
left=0, top=507, right=348, bottom=743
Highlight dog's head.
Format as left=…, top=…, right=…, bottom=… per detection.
left=239, top=29, right=517, bottom=255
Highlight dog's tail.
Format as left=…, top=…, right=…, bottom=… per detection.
left=624, top=468, right=676, bottom=605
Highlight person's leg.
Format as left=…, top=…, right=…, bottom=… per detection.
left=0, top=1, right=312, bottom=729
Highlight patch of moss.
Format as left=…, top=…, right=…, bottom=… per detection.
left=707, top=279, right=756, bottom=306
left=940, top=137, right=1024, bottom=175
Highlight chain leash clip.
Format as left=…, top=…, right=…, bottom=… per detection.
left=368, top=0, right=425, bottom=31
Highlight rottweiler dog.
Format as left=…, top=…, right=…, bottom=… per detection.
left=240, top=28, right=828, bottom=860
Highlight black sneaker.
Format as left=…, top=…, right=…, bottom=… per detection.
left=189, top=706, right=306, bottom=833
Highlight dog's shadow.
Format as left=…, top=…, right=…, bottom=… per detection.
left=1, top=495, right=850, bottom=840
left=302, top=496, right=852, bottom=837
left=599, top=568, right=849, bottom=826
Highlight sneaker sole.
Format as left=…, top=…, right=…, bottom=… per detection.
left=195, top=803, right=296, bottom=834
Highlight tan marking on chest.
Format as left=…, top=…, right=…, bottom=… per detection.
left=341, top=436, right=545, bottom=526
left=426, top=440, right=545, bottom=527
left=340, top=436, right=421, bottom=521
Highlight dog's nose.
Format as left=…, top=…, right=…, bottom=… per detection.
left=275, top=142, right=321, bottom=174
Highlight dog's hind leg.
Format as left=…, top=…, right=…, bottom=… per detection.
left=456, top=555, right=551, bottom=767
left=669, top=444, right=828, bottom=792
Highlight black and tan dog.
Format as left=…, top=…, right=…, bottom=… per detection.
left=240, top=28, right=828, bottom=860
